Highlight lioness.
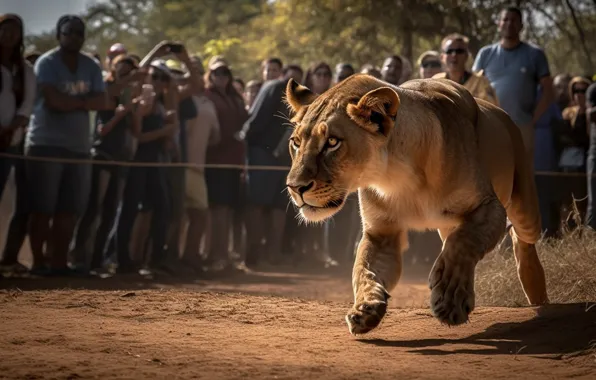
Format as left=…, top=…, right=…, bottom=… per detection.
left=284, top=74, right=548, bottom=335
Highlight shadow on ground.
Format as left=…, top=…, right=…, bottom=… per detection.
left=359, top=303, right=596, bottom=358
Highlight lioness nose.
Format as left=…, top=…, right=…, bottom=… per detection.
left=287, top=181, right=315, bottom=195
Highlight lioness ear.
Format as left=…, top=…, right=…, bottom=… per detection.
left=285, top=78, right=318, bottom=114
left=346, top=87, right=400, bottom=136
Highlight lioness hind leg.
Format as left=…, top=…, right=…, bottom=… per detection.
left=346, top=230, right=406, bottom=335
left=429, top=197, right=507, bottom=326
left=509, top=228, right=548, bottom=305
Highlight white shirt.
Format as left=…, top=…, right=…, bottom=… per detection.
left=0, top=61, right=36, bottom=146
left=186, top=95, right=221, bottom=169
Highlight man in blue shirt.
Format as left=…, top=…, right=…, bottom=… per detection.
left=472, top=6, right=554, bottom=169
left=25, top=15, right=107, bottom=275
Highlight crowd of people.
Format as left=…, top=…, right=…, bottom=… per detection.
left=0, top=6, right=595, bottom=279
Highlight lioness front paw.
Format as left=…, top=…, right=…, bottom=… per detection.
left=346, top=286, right=389, bottom=335
left=429, top=255, right=475, bottom=326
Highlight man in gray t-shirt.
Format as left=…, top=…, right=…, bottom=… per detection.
left=472, top=6, right=554, bottom=163
left=25, top=15, right=107, bottom=275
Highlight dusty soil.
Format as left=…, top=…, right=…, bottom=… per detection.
left=0, top=268, right=595, bottom=380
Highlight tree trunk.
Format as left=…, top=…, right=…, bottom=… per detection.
left=565, top=0, right=595, bottom=73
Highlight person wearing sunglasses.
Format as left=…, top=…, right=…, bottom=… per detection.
left=417, top=50, right=442, bottom=79
left=203, top=56, right=248, bottom=273
left=557, top=77, right=592, bottom=173
left=25, top=15, right=107, bottom=276
left=433, top=33, right=498, bottom=106
left=113, top=60, right=179, bottom=275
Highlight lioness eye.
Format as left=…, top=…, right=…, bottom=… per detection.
left=325, top=136, right=342, bottom=152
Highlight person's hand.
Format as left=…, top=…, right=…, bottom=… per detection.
left=173, top=43, right=190, bottom=63
left=137, top=97, right=154, bottom=117
left=115, top=103, right=128, bottom=116
left=234, top=130, right=245, bottom=141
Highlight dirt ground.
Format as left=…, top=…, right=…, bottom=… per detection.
left=1, top=267, right=595, bottom=380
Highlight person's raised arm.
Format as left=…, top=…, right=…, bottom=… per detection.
left=171, top=44, right=202, bottom=100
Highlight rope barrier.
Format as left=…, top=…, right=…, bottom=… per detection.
left=0, top=152, right=291, bottom=171
left=0, top=151, right=593, bottom=177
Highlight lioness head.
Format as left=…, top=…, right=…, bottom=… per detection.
left=285, top=74, right=401, bottom=223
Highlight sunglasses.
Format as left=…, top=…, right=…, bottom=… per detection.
left=573, top=88, right=587, bottom=95
left=151, top=72, right=170, bottom=82
left=444, top=48, right=467, bottom=55
left=213, top=68, right=230, bottom=77
left=422, top=60, right=441, bottom=69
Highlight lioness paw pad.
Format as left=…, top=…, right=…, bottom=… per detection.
left=429, top=257, right=475, bottom=326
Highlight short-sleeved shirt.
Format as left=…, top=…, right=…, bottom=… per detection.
left=472, top=42, right=550, bottom=127
left=26, top=48, right=105, bottom=154
left=186, top=95, right=220, bottom=170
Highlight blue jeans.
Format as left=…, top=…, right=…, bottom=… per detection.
left=71, top=157, right=124, bottom=269
left=116, top=164, right=170, bottom=269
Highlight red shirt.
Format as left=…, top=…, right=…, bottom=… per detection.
left=204, top=86, right=248, bottom=165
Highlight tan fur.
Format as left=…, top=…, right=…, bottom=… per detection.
left=285, top=74, right=548, bottom=335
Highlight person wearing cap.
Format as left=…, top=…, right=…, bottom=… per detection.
left=114, top=58, right=179, bottom=275
left=433, top=33, right=498, bottom=105
left=417, top=50, right=443, bottom=79
left=203, top=55, right=248, bottom=272
left=105, top=43, right=127, bottom=70
left=161, top=56, right=202, bottom=268
left=178, top=55, right=221, bottom=270
left=0, top=14, right=36, bottom=273
left=25, top=15, right=107, bottom=276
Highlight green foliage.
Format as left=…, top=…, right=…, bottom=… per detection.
left=23, top=0, right=596, bottom=80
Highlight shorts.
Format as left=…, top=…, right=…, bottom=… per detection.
left=185, top=168, right=208, bottom=210
left=246, top=146, right=289, bottom=210
left=205, top=167, right=241, bottom=208
left=25, top=145, right=91, bottom=215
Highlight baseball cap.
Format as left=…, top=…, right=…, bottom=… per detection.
left=108, top=43, right=127, bottom=56
left=417, top=50, right=441, bottom=66
left=165, top=59, right=190, bottom=78
left=208, top=55, right=230, bottom=71
left=150, top=59, right=173, bottom=77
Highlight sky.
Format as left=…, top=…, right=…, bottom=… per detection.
left=0, top=0, right=106, bottom=35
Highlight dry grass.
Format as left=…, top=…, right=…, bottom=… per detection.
left=476, top=222, right=596, bottom=306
